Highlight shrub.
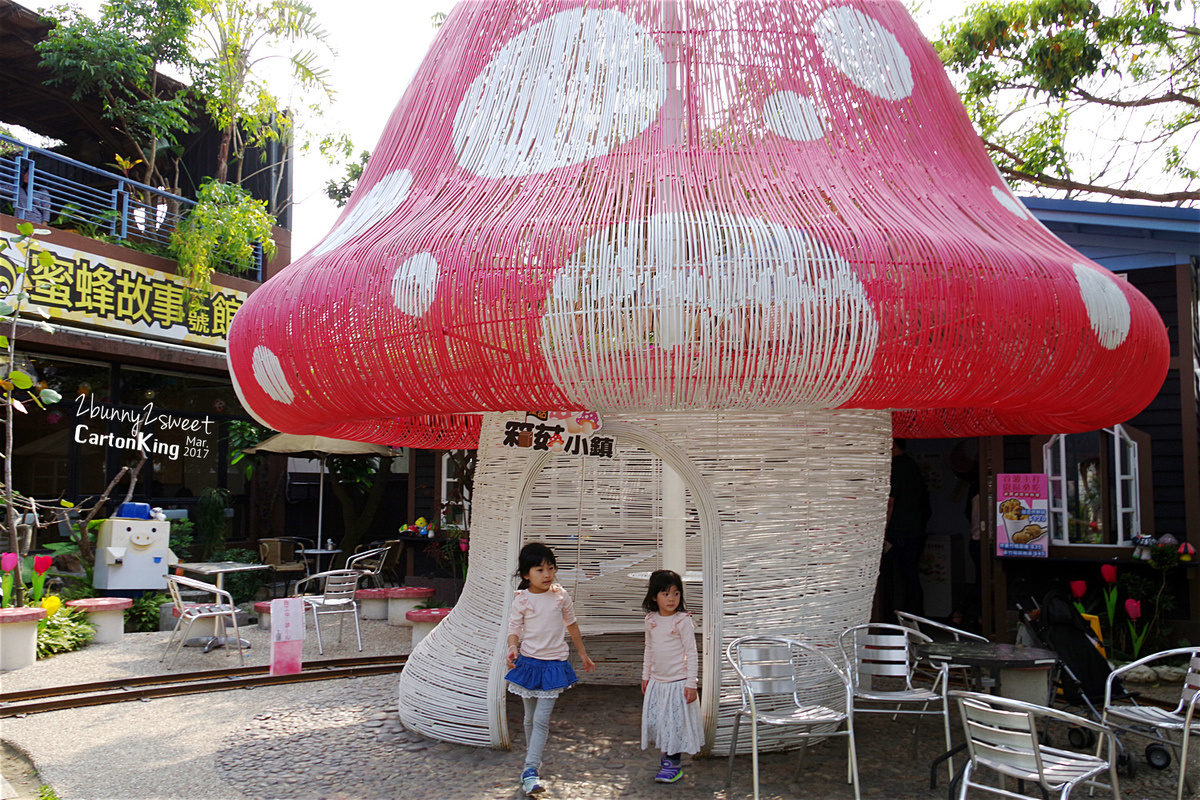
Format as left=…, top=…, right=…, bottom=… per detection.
left=125, top=592, right=170, bottom=633
left=37, top=606, right=95, bottom=658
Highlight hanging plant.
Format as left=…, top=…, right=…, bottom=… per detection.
left=170, top=179, right=277, bottom=298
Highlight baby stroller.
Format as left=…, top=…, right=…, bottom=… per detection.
left=1017, top=591, right=1143, bottom=772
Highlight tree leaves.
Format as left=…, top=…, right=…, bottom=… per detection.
left=937, top=0, right=1199, bottom=202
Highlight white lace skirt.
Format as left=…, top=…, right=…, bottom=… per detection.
left=641, top=679, right=704, bottom=755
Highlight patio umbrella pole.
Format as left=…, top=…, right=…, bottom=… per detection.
left=317, top=454, right=326, bottom=547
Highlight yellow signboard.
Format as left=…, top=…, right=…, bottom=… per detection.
left=0, top=234, right=245, bottom=350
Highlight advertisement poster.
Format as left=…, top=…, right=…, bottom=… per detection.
left=269, top=597, right=305, bottom=675
left=995, top=473, right=1050, bottom=558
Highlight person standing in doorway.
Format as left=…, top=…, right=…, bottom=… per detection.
left=880, top=438, right=931, bottom=623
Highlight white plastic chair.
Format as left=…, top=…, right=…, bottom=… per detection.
left=161, top=573, right=245, bottom=669
left=897, top=611, right=989, bottom=690
left=1102, top=647, right=1200, bottom=800
left=954, top=690, right=1119, bottom=799
left=839, top=623, right=953, bottom=780
left=725, top=636, right=860, bottom=800
left=345, top=546, right=390, bottom=588
left=292, top=569, right=362, bottom=654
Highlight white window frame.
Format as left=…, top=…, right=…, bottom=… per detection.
left=440, top=452, right=470, bottom=531
left=1043, top=424, right=1140, bottom=546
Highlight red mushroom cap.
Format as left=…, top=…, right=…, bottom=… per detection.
left=228, top=0, right=1167, bottom=446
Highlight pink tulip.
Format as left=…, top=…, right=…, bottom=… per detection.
left=1125, top=598, right=1142, bottom=621
left=1069, top=580, right=1087, bottom=600
left=33, top=555, right=52, bottom=575
left=0, top=552, right=16, bottom=572
left=459, top=540, right=468, bottom=552
left=1101, top=564, right=1117, bottom=584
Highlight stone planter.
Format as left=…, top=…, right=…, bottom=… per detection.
left=356, top=588, right=388, bottom=620
left=254, top=601, right=272, bottom=630
left=386, top=587, right=436, bottom=627
left=66, top=597, right=132, bottom=644
left=407, top=607, right=451, bottom=647
left=0, top=606, right=47, bottom=670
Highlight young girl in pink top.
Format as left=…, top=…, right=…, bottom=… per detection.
left=506, top=542, right=595, bottom=796
left=640, top=569, right=703, bottom=784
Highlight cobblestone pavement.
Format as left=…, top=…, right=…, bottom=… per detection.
left=1, top=623, right=1191, bottom=799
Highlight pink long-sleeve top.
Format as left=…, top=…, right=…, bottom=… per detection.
left=642, top=612, right=698, bottom=689
left=508, top=584, right=577, bottom=661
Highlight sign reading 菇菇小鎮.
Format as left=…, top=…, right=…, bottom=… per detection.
left=502, top=411, right=612, bottom=457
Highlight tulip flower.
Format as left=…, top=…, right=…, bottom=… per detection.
left=40, top=595, right=60, bottom=616
left=30, top=555, right=52, bottom=603
left=1100, top=564, right=1119, bottom=641
left=1125, top=598, right=1149, bottom=658
left=0, top=551, right=15, bottom=608
left=1069, top=580, right=1089, bottom=615
left=1125, top=598, right=1142, bottom=620
left=459, top=540, right=469, bottom=553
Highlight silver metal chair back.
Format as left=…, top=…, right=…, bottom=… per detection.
left=292, top=569, right=362, bottom=655
left=725, top=636, right=860, bottom=800
left=956, top=690, right=1119, bottom=799
left=161, top=573, right=245, bottom=669
left=1103, top=647, right=1200, bottom=800
left=346, top=546, right=390, bottom=588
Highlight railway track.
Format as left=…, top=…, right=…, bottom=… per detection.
left=0, top=654, right=407, bottom=717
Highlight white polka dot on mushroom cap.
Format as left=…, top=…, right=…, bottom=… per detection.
left=815, top=7, right=913, bottom=101
left=1073, top=263, right=1131, bottom=350
left=392, top=253, right=440, bottom=316
left=991, top=186, right=1029, bottom=219
left=763, top=91, right=827, bottom=141
left=312, top=170, right=413, bottom=257
left=541, top=212, right=880, bottom=408
left=452, top=7, right=666, bottom=179
left=251, top=345, right=294, bottom=404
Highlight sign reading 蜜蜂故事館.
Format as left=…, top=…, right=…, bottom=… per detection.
left=0, top=234, right=246, bottom=349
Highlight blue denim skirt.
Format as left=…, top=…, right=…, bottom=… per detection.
left=506, top=654, right=578, bottom=698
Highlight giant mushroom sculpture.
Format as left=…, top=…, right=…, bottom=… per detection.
left=227, top=0, right=1169, bottom=752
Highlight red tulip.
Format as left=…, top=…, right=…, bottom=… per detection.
left=1070, top=580, right=1087, bottom=600
left=33, top=555, right=52, bottom=575
left=459, top=540, right=468, bottom=553
left=0, top=552, right=16, bottom=572
left=1101, top=564, right=1117, bottom=584
left=1125, top=598, right=1142, bottom=621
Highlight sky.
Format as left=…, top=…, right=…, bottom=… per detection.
left=285, top=0, right=966, bottom=254
left=63, top=0, right=968, bottom=255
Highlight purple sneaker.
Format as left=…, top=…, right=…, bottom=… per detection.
left=654, top=756, right=683, bottom=783
left=521, top=767, right=544, bottom=796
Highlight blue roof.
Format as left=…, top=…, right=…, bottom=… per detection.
left=1022, top=197, right=1200, bottom=271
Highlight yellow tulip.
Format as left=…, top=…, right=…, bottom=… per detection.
left=40, top=595, right=61, bottom=616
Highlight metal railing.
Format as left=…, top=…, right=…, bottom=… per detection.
left=1, top=134, right=262, bottom=281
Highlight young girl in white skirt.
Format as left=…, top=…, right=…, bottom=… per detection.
left=640, top=569, right=703, bottom=783
left=506, top=542, right=595, bottom=796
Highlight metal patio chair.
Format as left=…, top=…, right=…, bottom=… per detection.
left=725, top=636, right=860, bottom=800
left=259, top=537, right=308, bottom=597
left=161, top=573, right=245, bottom=669
left=954, top=690, right=1119, bottom=799
left=897, top=611, right=989, bottom=689
left=839, top=623, right=953, bottom=781
left=1102, top=647, right=1200, bottom=800
left=345, top=545, right=390, bottom=589
left=292, top=569, right=362, bottom=655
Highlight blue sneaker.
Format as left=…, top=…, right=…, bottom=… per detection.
left=521, top=767, right=544, bottom=796
left=654, top=756, right=683, bottom=783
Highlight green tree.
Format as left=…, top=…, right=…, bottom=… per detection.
left=327, top=456, right=393, bottom=565
left=191, top=0, right=335, bottom=184
left=37, top=0, right=197, bottom=192
left=936, top=0, right=1199, bottom=204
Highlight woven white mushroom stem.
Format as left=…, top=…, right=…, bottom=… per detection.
left=398, top=410, right=890, bottom=753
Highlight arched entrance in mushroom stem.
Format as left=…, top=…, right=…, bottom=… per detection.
left=397, top=409, right=891, bottom=753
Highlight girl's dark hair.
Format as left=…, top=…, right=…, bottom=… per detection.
left=515, top=542, right=557, bottom=589
left=642, top=569, right=687, bottom=613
